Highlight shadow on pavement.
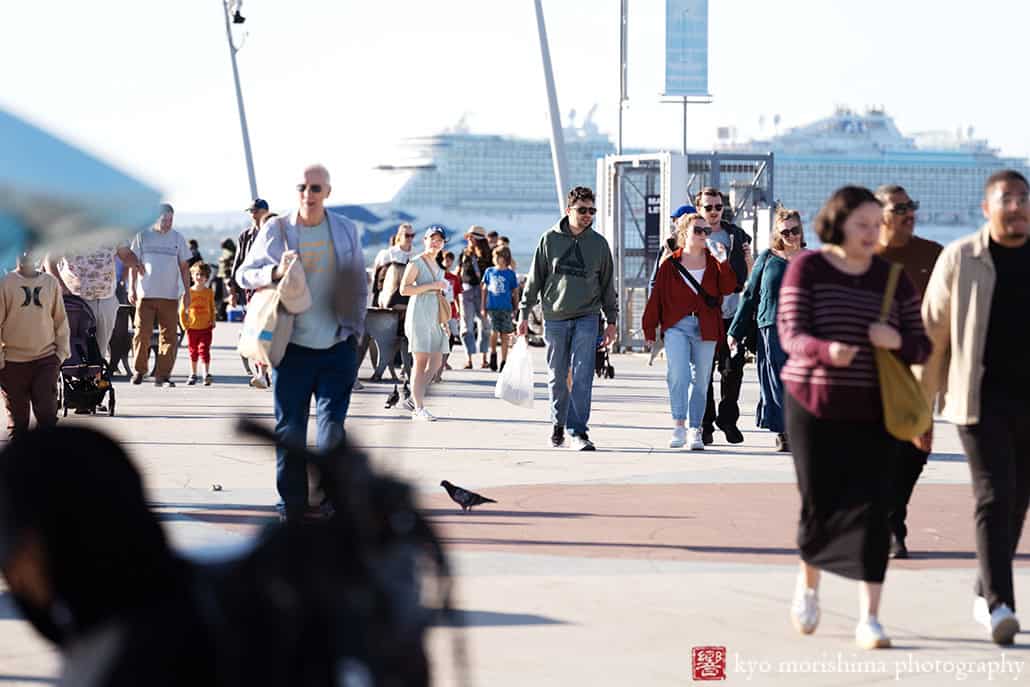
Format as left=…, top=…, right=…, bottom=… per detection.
left=433, top=608, right=567, bottom=627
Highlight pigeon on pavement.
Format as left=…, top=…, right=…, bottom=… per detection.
left=384, top=384, right=400, bottom=409
left=440, top=480, right=497, bottom=512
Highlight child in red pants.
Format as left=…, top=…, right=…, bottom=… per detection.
left=180, top=262, right=216, bottom=385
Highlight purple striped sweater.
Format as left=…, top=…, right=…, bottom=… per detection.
left=777, top=251, right=931, bottom=421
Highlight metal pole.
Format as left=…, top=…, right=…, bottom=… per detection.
left=223, top=0, right=258, bottom=200
left=681, top=98, right=688, bottom=156
left=617, top=0, right=627, bottom=156
left=533, top=0, right=570, bottom=212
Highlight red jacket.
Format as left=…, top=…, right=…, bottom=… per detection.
left=641, top=249, right=737, bottom=342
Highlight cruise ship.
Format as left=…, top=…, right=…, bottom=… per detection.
left=343, top=107, right=1028, bottom=259
left=719, top=107, right=1030, bottom=227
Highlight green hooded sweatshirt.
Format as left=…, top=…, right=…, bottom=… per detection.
left=520, top=217, right=619, bottom=323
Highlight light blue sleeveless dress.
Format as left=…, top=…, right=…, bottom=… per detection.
left=404, top=256, right=450, bottom=354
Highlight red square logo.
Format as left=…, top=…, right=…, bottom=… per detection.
left=692, top=646, right=727, bottom=681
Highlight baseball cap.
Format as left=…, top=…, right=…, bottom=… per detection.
left=424, top=225, right=447, bottom=240
left=671, top=204, right=696, bottom=220
left=246, top=198, right=269, bottom=212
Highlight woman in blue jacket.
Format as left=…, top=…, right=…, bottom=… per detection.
left=728, top=208, right=806, bottom=451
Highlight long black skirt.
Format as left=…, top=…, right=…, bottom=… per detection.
left=785, top=392, right=892, bottom=582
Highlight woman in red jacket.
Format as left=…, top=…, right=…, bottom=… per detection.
left=643, top=213, right=737, bottom=450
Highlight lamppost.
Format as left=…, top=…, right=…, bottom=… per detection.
left=532, top=0, right=570, bottom=214
left=222, top=0, right=258, bottom=200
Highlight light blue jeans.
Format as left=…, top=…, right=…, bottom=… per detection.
left=663, top=315, right=716, bottom=427
left=543, top=314, right=599, bottom=435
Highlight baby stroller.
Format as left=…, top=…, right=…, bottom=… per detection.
left=594, top=316, right=615, bottom=380
left=59, top=294, right=116, bottom=417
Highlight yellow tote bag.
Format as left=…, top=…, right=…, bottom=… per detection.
left=875, top=263, right=932, bottom=441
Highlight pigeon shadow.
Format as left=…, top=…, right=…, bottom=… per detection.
left=422, top=508, right=693, bottom=521
left=433, top=608, right=567, bottom=627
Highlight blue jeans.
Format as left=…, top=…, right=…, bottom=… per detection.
left=663, top=315, right=716, bottom=427
left=271, top=338, right=357, bottom=518
left=543, top=314, right=598, bottom=435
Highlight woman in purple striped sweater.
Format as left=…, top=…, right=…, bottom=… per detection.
left=777, top=186, right=931, bottom=650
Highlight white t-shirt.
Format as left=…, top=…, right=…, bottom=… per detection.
left=677, top=266, right=706, bottom=294
left=386, top=245, right=412, bottom=264
left=130, top=228, right=189, bottom=300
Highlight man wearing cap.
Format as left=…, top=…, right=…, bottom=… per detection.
left=238, top=164, right=367, bottom=522
left=519, top=186, right=618, bottom=451
left=127, top=204, right=192, bottom=387
left=231, top=198, right=270, bottom=303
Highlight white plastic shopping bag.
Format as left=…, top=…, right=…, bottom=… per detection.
left=494, top=337, right=535, bottom=408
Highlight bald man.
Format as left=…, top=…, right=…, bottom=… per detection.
left=238, top=164, right=367, bottom=522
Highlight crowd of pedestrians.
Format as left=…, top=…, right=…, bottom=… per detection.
left=2, top=160, right=1029, bottom=655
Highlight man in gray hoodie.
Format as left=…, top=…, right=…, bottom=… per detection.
left=518, top=186, right=618, bottom=450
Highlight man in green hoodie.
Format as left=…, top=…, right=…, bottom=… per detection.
left=518, top=186, right=619, bottom=451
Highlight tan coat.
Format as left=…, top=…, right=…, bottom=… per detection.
left=918, top=224, right=995, bottom=426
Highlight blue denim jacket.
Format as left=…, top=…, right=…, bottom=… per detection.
left=237, top=210, right=367, bottom=341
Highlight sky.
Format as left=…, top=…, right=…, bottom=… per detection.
left=4, top=0, right=1029, bottom=213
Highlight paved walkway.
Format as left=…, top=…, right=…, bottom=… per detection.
left=1, top=323, right=1028, bottom=685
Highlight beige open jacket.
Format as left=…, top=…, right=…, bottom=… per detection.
left=917, top=224, right=995, bottom=426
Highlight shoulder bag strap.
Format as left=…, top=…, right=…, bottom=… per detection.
left=671, top=258, right=715, bottom=302
left=880, top=263, right=903, bottom=324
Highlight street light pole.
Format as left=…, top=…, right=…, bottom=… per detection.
left=532, top=0, right=570, bottom=213
left=222, top=0, right=258, bottom=200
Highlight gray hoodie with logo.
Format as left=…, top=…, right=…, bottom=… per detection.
left=519, top=217, right=619, bottom=323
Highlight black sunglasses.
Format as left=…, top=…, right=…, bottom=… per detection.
left=703, top=204, right=724, bottom=212
left=780, top=226, right=802, bottom=237
left=692, top=226, right=712, bottom=236
left=888, top=200, right=919, bottom=215
left=573, top=207, right=598, bottom=215
left=296, top=183, right=324, bottom=193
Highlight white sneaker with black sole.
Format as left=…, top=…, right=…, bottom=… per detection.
left=688, top=428, right=705, bottom=451
left=403, top=397, right=415, bottom=412
left=568, top=433, right=595, bottom=451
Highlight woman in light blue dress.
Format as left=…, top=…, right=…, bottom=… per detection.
left=400, top=226, right=450, bottom=421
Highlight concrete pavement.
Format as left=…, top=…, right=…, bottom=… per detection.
left=1, top=322, right=1028, bottom=686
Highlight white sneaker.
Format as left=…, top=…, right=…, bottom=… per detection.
left=986, top=602, right=1019, bottom=645
left=790, top=586, right=819, bottom=635
left=568, top=433, right=596, bottom=451
left=688, top=428, right=705, bottom=451
left=249, top=375, right=268, bottom=390
left=412, top=407, right=437, bottom=422
left=855, top=616, right=891, bottom=649
left=669, top=427, right=687, bottom=448
left=974, top=596, right=991, bottom=629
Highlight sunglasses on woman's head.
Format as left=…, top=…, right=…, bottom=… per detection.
left=780, top=226, right=802, bottom=237
left=296, top=183, right=324, bottom=193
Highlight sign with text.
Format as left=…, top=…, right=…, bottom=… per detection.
left=664, top=0, right=709, bottom=97
left=645, top=194, right=662, bottom=270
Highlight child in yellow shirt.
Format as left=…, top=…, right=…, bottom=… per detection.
left=180, top=262, right=216, bottom=385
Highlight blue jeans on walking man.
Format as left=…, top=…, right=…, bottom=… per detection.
left=544, top=314, right=598, bottom=436
left=271, top=338, right=357, bottom=519
left=663, top=315, right=716, bottom=427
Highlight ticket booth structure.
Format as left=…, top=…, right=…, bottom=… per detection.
left=596, top=152, right=774, bottom=351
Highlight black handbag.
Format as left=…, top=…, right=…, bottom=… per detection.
left=671, top=259, right=721, bottom=309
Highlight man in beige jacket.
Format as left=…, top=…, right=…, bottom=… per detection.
left=920, top=169, right=1030, bottom=645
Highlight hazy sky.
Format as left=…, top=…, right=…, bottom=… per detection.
left=4, top=0, right=1028, bottom=212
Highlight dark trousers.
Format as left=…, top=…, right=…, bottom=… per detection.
left=703, top=318, right=745, bottom=432
left=887, top=440, right=928, bottom=543
left=271, top=338, right=357, bottom=520
left=0, top=355, right=60, bottom=439
left=957, top=395, right=1030, bottom=612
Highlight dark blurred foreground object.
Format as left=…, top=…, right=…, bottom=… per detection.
left=0, top=425, right=465, bottom=687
